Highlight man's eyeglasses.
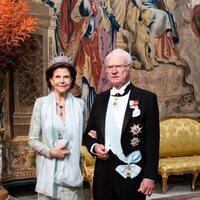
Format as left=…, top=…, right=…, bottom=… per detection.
left=106, top=64, right=131, bottom=71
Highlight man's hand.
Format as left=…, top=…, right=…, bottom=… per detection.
left=138, top=179, right=155, bottom=196
left=94, top=144, right=109, bottom=160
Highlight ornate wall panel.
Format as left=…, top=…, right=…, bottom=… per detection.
left=18, top=35, right=43, bottom=107
left=2, top=2, right=56, bottom=183
left=13, top=34, right=43, bottom=138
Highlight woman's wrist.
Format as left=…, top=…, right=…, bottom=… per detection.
left=49, top=149, right=54, bottom=158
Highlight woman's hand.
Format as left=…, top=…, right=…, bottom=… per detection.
left=88, top=130, right=97, bottom=139
left=49, top=148, right=69, bottom=159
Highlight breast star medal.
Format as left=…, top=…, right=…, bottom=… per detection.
left=130, top=124, right=142, bottom=147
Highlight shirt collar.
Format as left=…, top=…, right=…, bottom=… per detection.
left=110, top=81, right=131, bottom=96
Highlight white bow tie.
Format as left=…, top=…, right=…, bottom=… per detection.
left=110, top=87, right=125, bottom=96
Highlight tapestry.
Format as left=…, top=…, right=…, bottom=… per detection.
left=45, top=0, right=200, bottom=118
left=45, top=0, right=200, bottom=119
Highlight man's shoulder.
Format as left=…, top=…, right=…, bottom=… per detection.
left=132, top=85, right=157, bottom=98
left=92, top=89, right=110, bottom=104
left=96, top=89, right=110, bottom=97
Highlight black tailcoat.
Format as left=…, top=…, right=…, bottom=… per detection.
left=83, top=83, right=160, bottom=200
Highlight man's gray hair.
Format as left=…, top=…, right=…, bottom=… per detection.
left=105, top=48, right=132, bottom=65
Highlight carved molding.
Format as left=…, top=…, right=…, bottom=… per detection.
left=0, top=129, right=8, bottom=200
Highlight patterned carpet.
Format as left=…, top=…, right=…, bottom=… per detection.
left=4, top=176, right=200, bottom=200
left=5, top=184, right=90, bottom=200
left=8, top=190, right=200, bottom=200
left=9, top=192, right=200, bottom=200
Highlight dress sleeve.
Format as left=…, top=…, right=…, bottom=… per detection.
left=78, top=98, right=87, bottom=131
left=28, top=98, right=51, bottom=159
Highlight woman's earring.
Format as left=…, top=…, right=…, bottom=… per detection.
left=52, top=86, right=54, bottom=91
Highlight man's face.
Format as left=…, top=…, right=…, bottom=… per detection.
left=105, top=55, right=130, bottom=89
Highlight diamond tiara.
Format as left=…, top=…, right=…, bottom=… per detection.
left=49, top=52, right=74, bottom=67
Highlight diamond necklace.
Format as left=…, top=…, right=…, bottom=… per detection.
left=56, top=102, right=65, bottom=109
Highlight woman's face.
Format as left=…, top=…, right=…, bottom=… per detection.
left=50, top=67, right=73, bottom=95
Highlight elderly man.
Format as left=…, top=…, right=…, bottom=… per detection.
left=83, top=48, right=160, bottom=200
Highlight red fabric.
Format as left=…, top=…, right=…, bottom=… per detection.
left=58, top=0, right=102, bottom=92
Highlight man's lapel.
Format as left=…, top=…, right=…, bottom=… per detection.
left=121, top=85, right=140, bottom=133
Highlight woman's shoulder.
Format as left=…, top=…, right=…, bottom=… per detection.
left=73, top=96, right=85, bottom=108
left=34, top=95, right=49, bottom=106
left=35, top=96, right=46, bottom=102
left=73, top=96, right=85, bottom=104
